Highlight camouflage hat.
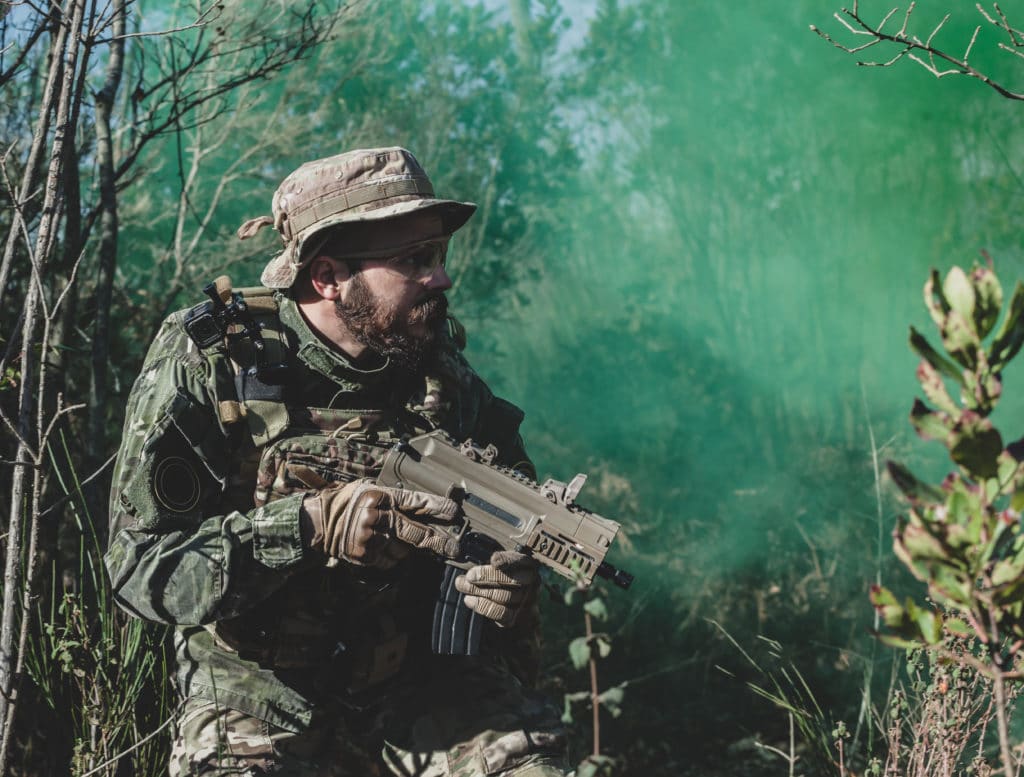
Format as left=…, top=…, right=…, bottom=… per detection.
left=238, top=147, right=477, bottom=289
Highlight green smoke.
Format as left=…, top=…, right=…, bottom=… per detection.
left=115, top=0, right=1024, bottom=765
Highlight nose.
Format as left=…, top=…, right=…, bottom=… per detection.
left=424, top=263, right=452, bottom=292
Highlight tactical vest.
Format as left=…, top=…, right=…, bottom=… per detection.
left=182, top=278, right=474, bottom=692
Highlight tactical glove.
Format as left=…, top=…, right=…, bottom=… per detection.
left=454, top=550, right=540, bottom=628
left=301, top=480, right=460, bottom=569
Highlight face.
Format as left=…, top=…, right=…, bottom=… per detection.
left=334, top=240, right=453, bottom=370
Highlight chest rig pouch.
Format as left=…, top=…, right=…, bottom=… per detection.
left=221, top=406, right=421, bottom=691
left=185, top=278, right=434, bottom=690
left=247, top=409, right=415, bottom=690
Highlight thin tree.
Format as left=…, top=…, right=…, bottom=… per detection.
left=0, top=0, right=344, bottom=771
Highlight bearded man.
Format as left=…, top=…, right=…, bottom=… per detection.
left=105, top=147, right=569, bottom=776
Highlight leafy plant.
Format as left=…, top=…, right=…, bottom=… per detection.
left=23, top=438, right=173, bottom=776
left=561, top=576, right=627, bottom=775
left=871, top=261, right=1024, bottom=775
left=874, top=636, right=1013, bottom=777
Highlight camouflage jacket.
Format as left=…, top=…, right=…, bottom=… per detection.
left=104, top=291, right=538, bottom=731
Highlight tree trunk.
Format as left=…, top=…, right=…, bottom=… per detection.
left=508, top=0, right=535, bottom=68
left=88, top=0, right=126, bottom=485
left=0, top=0, right=86, bottom=770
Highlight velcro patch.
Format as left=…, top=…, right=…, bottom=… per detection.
left=153, top=456, right=203, bottom=513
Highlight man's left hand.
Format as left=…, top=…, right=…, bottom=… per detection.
left=454, top=550, right=540, bottom=628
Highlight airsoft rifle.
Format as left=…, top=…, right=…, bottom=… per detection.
left=377, top=430, right=634, bottom=656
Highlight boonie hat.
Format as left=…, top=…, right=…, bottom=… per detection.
left=238, top=147, right=477, bottom=289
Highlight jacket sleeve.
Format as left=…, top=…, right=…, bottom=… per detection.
left=103, top=315, right=309, bottom=626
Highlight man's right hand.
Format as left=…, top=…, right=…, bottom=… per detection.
left=300, top=480, right=461, bottom=568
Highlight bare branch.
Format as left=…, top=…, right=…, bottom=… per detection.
left=977, top=3, right=998, bottom=27
left=810, top=25, right=881, bottom=55
left=0, top=11, right=47, bottom=87
left=0, top=460, right=42, bottom=469
left=965, top=25, right=981, bottom=61
left=876, top=7, right=898, bottom=34
left=39, top=397, right=85, bottom=452
left=907, top=52, right=961, bottom=78
left=993, top=2, right=1024, bottom=46
left=36, top=453, right=115, bottom=520
left=925, top=14, right=950, bottom=48
left=897, top=3, right=914, bottom=38
left=815, top=2, right=1024, bottom=100
left=859, top=47, right=909, bottom=68
left=93, top=2, right=219, bottom=43
left=835, top=11, right=870, bottom=37
left=998, top=41, right=1024, bottom=61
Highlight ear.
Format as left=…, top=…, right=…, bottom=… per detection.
left=307, top=256, right=349, bottom=301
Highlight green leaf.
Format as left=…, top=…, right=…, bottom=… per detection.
left=989, top=280, right=1024, bottom=370
left=971, top=263, right=1003, bottom=338
left=991, top=557, right=1024, bottom=587
left=597, top=684, right=627, bottom=717
left=944, top=486, right=982, bottom=536
left=944, top=618, right=973, bottom=638
left=887, top=461, right=946, bottom=505
left=943, top=266, right=976, bottom=326
left=910, top=399, right=952, bottom=441
left=910, top=327, right=964, bottom=385
left=940, top=311, right=981, bottom=369
left=562, top=690, right=589, bottom=723
left=916, top=361, right=960, bottom=416
left=569, top=637, right=591, bottom=670
left=595, top=633, right=612, bottom=658
left=896, top=521, right=949, bottom=564
left=929, top=566, right=972, bottom=608
left=877, top=632, right=926, bottom=650
left=870, top=586, right=944, bottom=646
left=869, top=584, right=899, bottom=609
left=583, top=598, right=608, bottom=621
left=870, top=585, right=911, bottom=629
left=924, top=269, right=951, bottom=329
left=962, top=361, right=1002, bottom=414
left=576, top=755, right=617, bottom=777
left=1012, top=490, right=1024, bottom=513
left=910, top=602, right=943, bottom=644
left=948, top=412, right=1003, bottom=479
left=997, top=451, right=1024, bottom=495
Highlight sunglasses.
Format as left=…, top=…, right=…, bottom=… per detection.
left=377, top=241, right=449, bottom=279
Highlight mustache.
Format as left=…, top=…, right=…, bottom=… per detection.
left=410, top=293, right=448, bottom=323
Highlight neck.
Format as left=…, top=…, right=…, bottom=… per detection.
left=296, top=296, right=369, bottom=361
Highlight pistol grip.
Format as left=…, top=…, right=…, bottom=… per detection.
left=432, top=564, right=483, bottom=656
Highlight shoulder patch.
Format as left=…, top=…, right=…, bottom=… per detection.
left=152, top=455, right=203, bottom=513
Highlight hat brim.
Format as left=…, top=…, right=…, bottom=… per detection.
left=260, top=198, right=476, bottom=289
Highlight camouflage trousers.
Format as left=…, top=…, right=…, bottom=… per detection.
left=168, top=660, right=569, bottom=776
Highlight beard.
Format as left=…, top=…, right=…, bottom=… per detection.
left=334, top=273, right=448, bottom=371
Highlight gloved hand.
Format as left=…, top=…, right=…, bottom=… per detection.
left=301, top=480, right=461, bottom=569
left=454, top=550, right=541, bottom=628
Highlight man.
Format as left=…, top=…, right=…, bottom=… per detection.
left=105, top=147, right=569, bottom=776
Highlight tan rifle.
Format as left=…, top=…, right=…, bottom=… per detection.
left=378, top=430, right=633, bottom=655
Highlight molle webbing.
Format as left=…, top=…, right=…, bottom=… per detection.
left=192, top=278, right=291, bottom=447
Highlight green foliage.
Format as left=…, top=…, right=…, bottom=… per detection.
left=559, top=577, right=627, bottom=772
left=871, top=638, right=1009, bottom=777
left=21, top=437, right=173, bottom=776
left=575, top=754, right=617, bottom=777
left=875, top=263, right=1024, bottom=650
left=0, top=366, right=18, bottom=392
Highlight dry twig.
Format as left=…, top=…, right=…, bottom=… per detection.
left=812, top=3, right=1024, bottom=100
